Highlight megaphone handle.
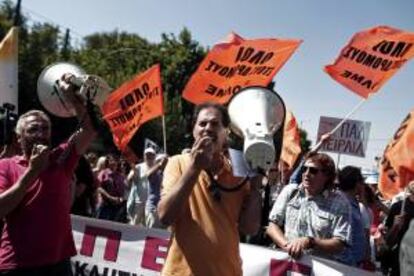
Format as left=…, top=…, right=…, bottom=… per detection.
left=68, top=76, right=84, bottom=87
left=52, top=81, right=73, bottom=113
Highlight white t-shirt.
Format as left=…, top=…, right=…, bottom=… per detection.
left=130, top=162, right=150, bottom=204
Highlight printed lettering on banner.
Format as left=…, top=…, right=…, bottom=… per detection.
left=325, top=25, right=414, bottom=98
left=317, top=116, right=371, bottom=157
left=71, top=215, right=170, bottom=275
left=182, top=32, right=302, bottom=105
left=102, top=64, right=164, bottom=151
left=70, top=215, right=376, bottom=276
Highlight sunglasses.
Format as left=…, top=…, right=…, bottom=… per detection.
left=303, top=166, right=323, bottom=175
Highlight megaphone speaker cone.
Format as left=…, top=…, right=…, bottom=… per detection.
left=37, top=62, right=86, bottom=118
left=227, top=86, right=286, bottom=171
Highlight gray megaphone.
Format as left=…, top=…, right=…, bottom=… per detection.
left=37, top=62, right=112, bottom=118
left=227, top=86, right=286, bottom=172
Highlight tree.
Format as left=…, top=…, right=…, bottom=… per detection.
left=73, top=30, right=154, bottom=87
left=0, top=0, right=14, bottom=34
left=60, top=28, right=71, bottom=60
left=1, top=1, right=207, bottom=156
left=299, top=128, right=311, bottom=153
left=19, top=23, right=61, bottom=111
left=71, top=28, right=207, bottom=156
left=154, top=28, right=206, bottom=154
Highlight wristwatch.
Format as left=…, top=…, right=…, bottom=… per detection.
left=307, top=236, right=315, bottom=249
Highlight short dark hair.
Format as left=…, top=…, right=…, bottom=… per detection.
left=192, top=102, right=230, bottom=128
left=338, top=166, right=364, bottom=191
left=306, top=153, right=336, bottom=189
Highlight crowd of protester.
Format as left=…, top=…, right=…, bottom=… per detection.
left=258, top=154, right=414, bottom=275
left=69, top=149, right=168, bottom=230
left=1, top=101, right=413, bottom=276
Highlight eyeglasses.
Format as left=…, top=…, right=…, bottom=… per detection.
left=303, top=166, right=323, bottom=175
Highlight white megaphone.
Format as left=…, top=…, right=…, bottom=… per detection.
left=37, top=62, right=112, bottom=118
left=227, top=86, right=286, bottom=172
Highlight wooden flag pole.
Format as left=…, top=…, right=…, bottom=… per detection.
left=162, top=115, right=167, bottom=154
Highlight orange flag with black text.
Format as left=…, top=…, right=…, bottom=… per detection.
left=325, top=25, right=414, bottom=98
left=280, top=111, right=302, bottom=169
left=182, top=32, right=302, bottom=105
left=102, top=64, right=163, bottom=151
left=379, top=109, right=414, bottom=199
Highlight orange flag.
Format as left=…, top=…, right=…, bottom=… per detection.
left=102, top=64, right=163, bottom=151
left=280, top=111, right=302, bottom=169
left=122, top=146, right=139, bottom=164
left=182, top=32, right=302, bottom=105
left=379, top=109, right=414, bottom=199
left=325, top=25, right=414, bottom=98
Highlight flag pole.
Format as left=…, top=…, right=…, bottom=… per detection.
left=330, top=98, right=367, bottom=134
left=400, top=189, right=408, bottom=216
left=162, top=115, right=167, bottom=154
left=313, top=98, right=367, bottom=150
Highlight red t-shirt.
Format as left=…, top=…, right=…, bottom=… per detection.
left=0, top=143, right=80, bottom=270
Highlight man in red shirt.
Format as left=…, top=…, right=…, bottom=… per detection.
left=0, top=74, right=96, bottom=275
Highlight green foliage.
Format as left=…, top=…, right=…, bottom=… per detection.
left=73, top=30, right=154, bottom=87
left=60, top=29, right=71, bottom=60
left=299, top=128, right=312, bottom=153
left=1, top=3, right=207, bottom=156
left=156, top=28, right=206, bottom=153
left=71, top=28, right=207, bottom=156
left=0, top=0, right=14, bottom=33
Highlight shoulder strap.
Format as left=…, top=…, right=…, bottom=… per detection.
left=288, top=186, right=299, bottom=202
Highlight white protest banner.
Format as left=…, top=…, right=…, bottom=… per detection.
left=240, top=243, right=375, bottom=276
left=71, top=215, right=169, bottom=275
left=71, top=215, right=374, bottom=276
left=317, top=116, right=371, bottom=157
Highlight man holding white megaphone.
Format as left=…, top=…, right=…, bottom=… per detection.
left=0, top=72, right=98, bottom=275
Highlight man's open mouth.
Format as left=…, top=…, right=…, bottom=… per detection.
left=203, top=134, right=217, bottom=142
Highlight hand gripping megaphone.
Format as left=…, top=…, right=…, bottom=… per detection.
left=37, top=62, right=112, bottom=118
left=227, top=86, right=286, bottom=172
